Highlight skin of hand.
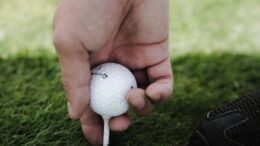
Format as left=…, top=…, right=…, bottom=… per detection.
left=53, top=0, right=173, bottom=145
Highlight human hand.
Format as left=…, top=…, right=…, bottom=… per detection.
left=53, top=0, right=173, bottom=145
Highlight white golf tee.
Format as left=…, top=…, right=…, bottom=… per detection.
left=102, top=116, right=110, bottom=146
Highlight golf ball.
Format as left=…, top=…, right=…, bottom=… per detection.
left=90, top=63, right=137, bottom=118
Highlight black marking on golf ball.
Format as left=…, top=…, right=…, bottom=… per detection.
left=130, top=86, right=134, bottom=89
left=102, top=73, right=108, bottom=79
left=91, top=72, right=108, bottom=79
left=96, top=65, right=103, bottom=70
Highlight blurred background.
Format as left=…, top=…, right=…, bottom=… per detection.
left=1, top=0, right=260, bottom=56
left=0, top=0, right=259, bottom=145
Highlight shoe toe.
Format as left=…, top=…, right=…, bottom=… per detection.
left=189, top=130, right=209, bottom=146
left=189, top=110, right=245, bottom=146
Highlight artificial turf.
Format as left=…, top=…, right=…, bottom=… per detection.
left=0, top=53, right=259, bottom=146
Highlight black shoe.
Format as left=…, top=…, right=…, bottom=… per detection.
left=189, top=91, right=260, bottom=146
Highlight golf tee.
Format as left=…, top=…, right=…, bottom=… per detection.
left=102, top=117, right=110, bottom=146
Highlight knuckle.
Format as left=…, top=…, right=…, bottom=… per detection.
left=63, top=80, right=89, bottom=101
left=53, top=29, right=77, bottom=53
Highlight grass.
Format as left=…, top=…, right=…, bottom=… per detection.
left=0, top=53, right=260, bottom=146
left=1, top=0, right=260, bottom=145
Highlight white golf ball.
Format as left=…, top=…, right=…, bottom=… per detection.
left=90, top=63, right=137, bottom=118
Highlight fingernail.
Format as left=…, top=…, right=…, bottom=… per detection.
left=67, top=102, right=75, bottom=119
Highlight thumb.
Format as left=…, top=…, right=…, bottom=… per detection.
left=54, top=33, right=90, bottom=120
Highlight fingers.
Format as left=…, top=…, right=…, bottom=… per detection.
left=126, top=58, right=173, bottom=116
left=80, top=107, right=103, bottom=145
left=126, top=88, right=154, bottom=116
left=80, top=108, right=131, bottom=145
left=53, top=32, right=90, bottom=120
left=146, top=79, right=172, bottom=104
left=146, top=58, right=173, bottom=104
left=109, top=114, right=131, bottom=131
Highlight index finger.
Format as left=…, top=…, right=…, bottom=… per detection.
left=54, top=34, right=90, bottom=120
